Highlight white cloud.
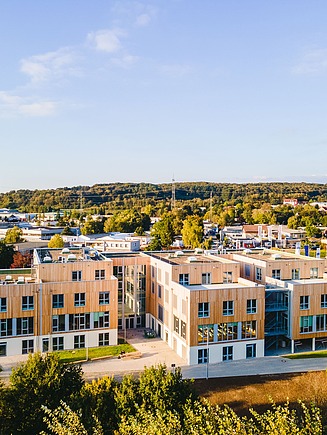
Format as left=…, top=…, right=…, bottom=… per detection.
left=111, top=54, right=139, bottom=68
left=292, top=48, right=327, bottom=75
left=20, top=47, right=78, bottom=83
left=135, top=13, right=151, bottom=27
left=159, top=64, right=193, bottom=77
left=87, top=29, right=126, bottom=53
left=0, top=91, right=57, bottom=117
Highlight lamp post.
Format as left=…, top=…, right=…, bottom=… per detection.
left=206, top=326, right=209, bottom=380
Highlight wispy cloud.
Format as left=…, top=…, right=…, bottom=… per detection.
left=159, top=64, right=193, bottom=78
left=20, top=47, right=79, bottom=83
left=111, top=54, right=139, bottom=68
left=292, top=48, right=327, bottom=75
left=87, top=29, right=126, bottom=53
left=135, top=13, right=151, bottom=27
left=0, top=91, right=57, bottom=117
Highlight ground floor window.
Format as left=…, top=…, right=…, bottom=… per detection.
left=222, top=345, right=233, bottom=361
left=246, top=343, right=256, bottom=358
left=0, top=342, right=6, bottom=356
left=53, top=337, right=64, bottom=351
left=22, top=339, right=34, bottom=354
left=42, top=338, right=49, bottom=352
left=198, top=348, right=208, bottom=364
left=74, top=335, right=85, bottom=349
left=99, top=332, right=110, bottom=346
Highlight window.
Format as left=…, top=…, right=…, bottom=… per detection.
left=300, top=316, right=313, bottom=333
left=22, top=339, right=34, bottom=354
left=72, top=270, right=82, bottom=281
left=247, top=299, right=257, bottom=314
left=198, top=348, right=208, bottom=364
left=52, top=315, right=66, bottom=332
left=99, top=332, right=109, bottom=346
left=151, top=282, right=155, bottom=294
left=245, top=264, right=251, bottom=277
left=113, top=265, right=123, bottom=276
left=158, top=285, right=162, bottom=298
left=17, top=317, right=33, bottom=335
left=174, top=315, right=179, bottom=334
left=0, top=319, right=12, bottom=337
left=242, top=320, right=257, bottom=339
left=0, top=343, right=6, bottom=356
left=198, top=324, right=214, bottom=344
left=74, top=335, right=85, bottom=349
left=223, top=271, right=233, bottom=283
left=292, top=268, right=300, bottom=279
left=22, top=296, right=34, bottom=311
left=222, top=346, right=233, bottom=361
left=310, top=268, right=319, bottom=279
left=223, top=300, right=234, bottom=316
left=42, top=338, right=49, bottom=352
left=321, top=294, right=327, bottom=309
left=300, top=295, right=309, bottom=310
left=99, top=292, right=110, bottom=305
left=74, top=293, right=86, bottom=307
left=53, top=337, right=64, bottom=351
left=217, top=322, right=238, bottom=341
left=255, top=267, right=262, bottom=281
left=272, top=269, right=281, bottom=279
left=181, top=321, right=186, bottom=339
left=52, top=294, right=64, bottom=309
left=202, top=273, right=211, bottom=284
left=69, top=313, right=90, bottom=330
left=179, top=274, right=189, bottom=285
left=0, top=298, right=6, bottom=312
left=316, top=314, right=327, bottom=332
left=158, top=304, right=164, bottom=322
left=246, top=343, right=256, bottom=359
left=95, top=269, right=105, bottom=280
left=198, top=302, right=210, bottom=318
left=94, top=311, right=110, bottom=328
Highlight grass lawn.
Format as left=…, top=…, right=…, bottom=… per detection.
left=54, top=342, right=136, bottom=363
left=285, top=350, right=327, bottom=359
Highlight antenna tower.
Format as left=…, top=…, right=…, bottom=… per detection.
left=172, top=177, right=176, bottom=209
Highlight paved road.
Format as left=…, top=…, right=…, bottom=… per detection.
left=1, top=331, right=327, bottom=382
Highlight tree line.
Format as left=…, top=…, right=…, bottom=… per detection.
left=0, top=353, right=322, bottom=434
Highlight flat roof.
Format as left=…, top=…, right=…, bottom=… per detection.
left=147, top=251, right=238, bottom=266
left=235, top=249, right=321, bottom=262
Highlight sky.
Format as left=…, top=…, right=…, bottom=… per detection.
left=1, top=0, right=327, bottom=192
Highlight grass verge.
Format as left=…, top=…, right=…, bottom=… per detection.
left=54, top=343, right=136, bottom=363
left=285, top=350, right=327, bottom=359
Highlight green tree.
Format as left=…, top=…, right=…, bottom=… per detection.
left=4, top=225, right=23, bottom=243
left=1, top=353, right=84, bottom=434
left=181, top=216, right=203, bottom=249
left=149, top=215, right=175, bottom=249
left=61, top=226, right=74, bottom=235
left=0, top=240, right=14, bottom=268
left=82, top=217, right=104, bottom=235
left=48, top=234, right=65, bottom=248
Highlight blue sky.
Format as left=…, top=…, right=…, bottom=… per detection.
left=1, top=0, right=327, bottom=192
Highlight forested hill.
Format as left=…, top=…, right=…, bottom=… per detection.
left=1, top=182, right=327, bottom=212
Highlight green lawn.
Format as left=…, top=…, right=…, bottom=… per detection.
left=286, top=350, right=327, bottom=359
left=54, top=343, right=136, bottom=363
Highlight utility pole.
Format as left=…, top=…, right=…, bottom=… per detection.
left=171, top=176, right=176, bottom=210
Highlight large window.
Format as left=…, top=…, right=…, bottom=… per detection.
left=53, top=337, right=64, bottom=351
left=223, top=271, right=233, bottom=283
left=95, top=269, right=105, bottom=280
left=74, top=335, right=85, bottom=349
left=17, top=317, right=33, bottom=335
left=74, top=293, right=86, bottom=307
left=198, top=302, right=210, bottom=318
left=272, top=269, right=281, bottom=279
left=52, top=315, right=66, bottom=332
left=217, top=322, right=238, bottom=341
left=222, top=346, right=233, bottom=361
left=94, top=312, right=110, bottom=328
left=292, top=268, right=300, bottom=279
left=0, top=298, right=7, bottom=312
left=198, top=348, right=208, bottom=364
left=223, top=300, right=234, bottom=316
left=202, top=273, right=211, bottom=284
left=99, top=292, right=110, bottom=305
left=52, top=294, right=64, bottom=309
left=300, top=295, right=310, bottom=310
left=198, top=324, right=214, bottom=344
left=247, top=299, right=257, bottom=314
left=0, top=319, right=12, bottom=337
left=300, top=316, right=313, bottom=333
left=316, top=314, right=327, bottom=332
left=69, top=313, right=90, bottom=330
left=22, top=296, right=34, bottom=311
left=321, top=294, right=327, bottom=309
left=310, top=268, right=319, bottom=279
left=241, top=320, right=257, bottom=339
left=255, top=267, right=262, bottom=281
left=99, top=332, right=110, bottom=346
left=179, top=274, right=189, bottom=285
left=72, top=270, right=82, bottom=281
left=0, top=343, right=7, bottom=356
left=22, top=339, right=34, bottom=354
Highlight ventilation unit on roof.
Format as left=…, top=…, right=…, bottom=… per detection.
left=67, top=254, right=77, bottom=262
left=272, top=253, right=281, bottom=260
left=194, top=248, right=203, bottom=254
left=43, top=256, right=52, bottom=263
left=61, top=248, right=70, bottom=254
left=5, top=275, right=12, bottom=281
left=243, top=249, right=252, bottom=254
left=188, top=256, right=197, bottom=263
left=175, top=250, right=184, bottom=257
left=17, top=276, right=25, bottom=284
